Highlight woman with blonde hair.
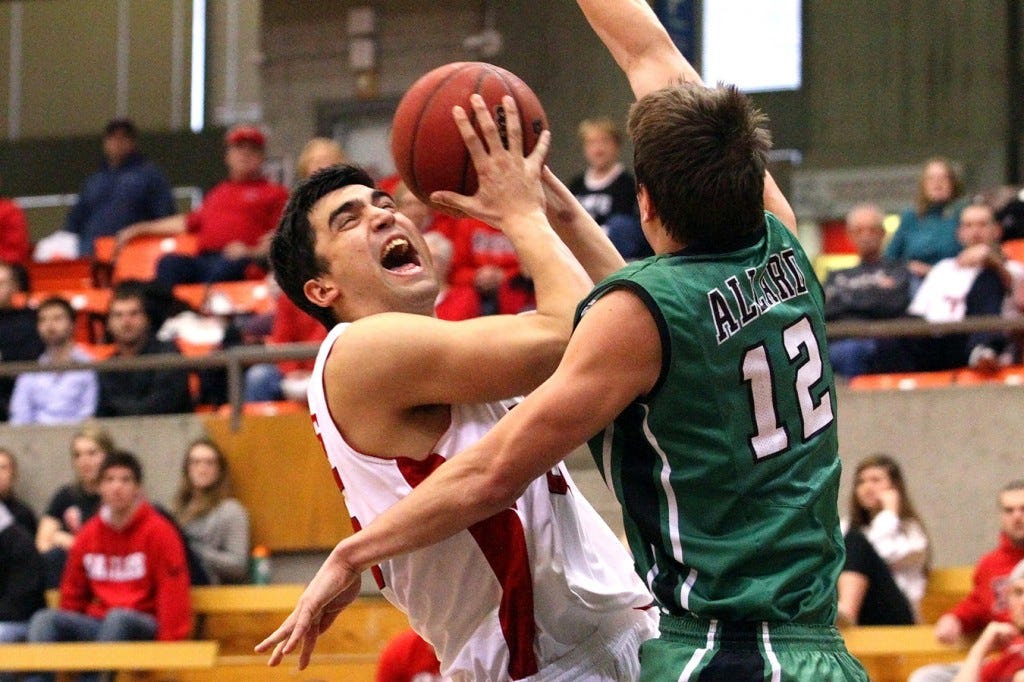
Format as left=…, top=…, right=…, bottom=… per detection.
left=171, top=438, right=250, bottom=584
left=35, top=424, right=115, bottom=587
left=838, top=453, right=931, bottom=625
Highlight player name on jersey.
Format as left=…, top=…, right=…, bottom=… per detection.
left=707, top=248, right=809, bottom=344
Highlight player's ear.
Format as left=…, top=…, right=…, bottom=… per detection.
left=637, top=184, right=658, bottom=223
left=303, top=277, right=340, bottom=309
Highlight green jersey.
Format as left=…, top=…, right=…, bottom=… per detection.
left=577, top=212, right=843, bottom=625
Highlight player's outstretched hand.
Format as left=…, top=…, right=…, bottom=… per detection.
left=430, top=93, right=551, bottom=231
left=254, top=559, right=362, bottom=670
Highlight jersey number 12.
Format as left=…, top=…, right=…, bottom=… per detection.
left=741, top=317, right=834, bottom=460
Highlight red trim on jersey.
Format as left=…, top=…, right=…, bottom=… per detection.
left=546, top=469, right=568, bottom=495
left=350, top=516, right=386, bottom=589
left=468, top=512, right=538, bottom=679
left=396, top=453, right=539, bottom=679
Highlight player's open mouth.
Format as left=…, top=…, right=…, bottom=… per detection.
left=380, top=235, right=422, bottom=274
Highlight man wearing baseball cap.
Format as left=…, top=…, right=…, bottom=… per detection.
left=119, top=123, right=289, bottom=287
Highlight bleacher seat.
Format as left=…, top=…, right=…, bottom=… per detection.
left=109, top=233, right=199, bottom=283
left=1003, top=238, right=1024, bottom=263
left=25, top=258, right=94, bottom=292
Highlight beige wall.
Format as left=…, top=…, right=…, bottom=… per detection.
left=2, top=384, right=1022, bottom=568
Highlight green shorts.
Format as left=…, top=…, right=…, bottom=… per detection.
left=639, top=614, right=868, bottom=681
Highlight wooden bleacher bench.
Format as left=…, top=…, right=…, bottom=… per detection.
left=842, top=624, right=968, bottom=682
left=0, top=641, right=218, bottom=678
left=919, top=565, right=973, bottom=624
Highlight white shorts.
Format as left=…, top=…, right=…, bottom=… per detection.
left=524, top=607, right=659, bottom=682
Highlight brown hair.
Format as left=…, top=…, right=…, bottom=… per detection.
left=628, top=83, right=770, bottom=247
left=915, top=156, right=964, bottom=216
left=849, top=454, right=929, bottom=534
left=172, top=438, right=234, bottom=525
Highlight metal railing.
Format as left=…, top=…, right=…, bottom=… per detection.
left=2, top=316, right=1023, bottom=431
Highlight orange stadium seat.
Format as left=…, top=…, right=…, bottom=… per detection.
left=1003, top=238, right=1024, bottom=264
left=172, top=283, right=208, bottom=311
left=204, top=280, right=275, bottom=316
left=848, top=370, right=956, bottom=391
left=112, top=233, right=198, bottom=283
left=81, top=343, right=117, bottom=360
left=25, top=259, right=94, bottom=292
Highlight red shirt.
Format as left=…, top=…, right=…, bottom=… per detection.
left=375, top=628, right=441, bottom=682
left=952, top=534, right=1024, bottom=635
left=0, top=198, right=30, bottom=266
left=982, top=635, right=1024, bottom=682
left=269, top=295, right=328, bottom=373
left=60, top=500, right=192, bottom=641
left=448, top=217, right=520, bottom=287
left=186, top=177, right=289, bottom=253
left=435, top=285, right=481, bottom=321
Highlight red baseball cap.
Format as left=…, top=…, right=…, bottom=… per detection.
left=225, top=125, right=266, bottom=150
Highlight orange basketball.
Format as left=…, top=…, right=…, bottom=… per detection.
left=390, top=62, right=548, bottom=204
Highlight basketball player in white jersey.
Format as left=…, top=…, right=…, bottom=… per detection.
left=256, top=97, right=655, bottom=679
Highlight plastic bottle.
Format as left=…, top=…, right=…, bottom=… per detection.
left=250, top=545, right=272, bottom=585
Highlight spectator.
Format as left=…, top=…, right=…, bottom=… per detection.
left=952, top=558, right=1024, bottom=682
left=0, top=501, right=45, bottom=644
left=9, top=297, right=98, bottom=425
left=96, top=281, right=191, bottom=417
left=886, top=157, right=967, bottom=285
left=243, top=291, right=327, bottom=403
left=824, top=203, right=912, bottom=377
left=36, top=425, right=114, bottom=589
left=394, top=181, right=457, bottom=239
left=448, top=216, right=521, bottom=315
left=0, top=261, right=44, bottom=421
left=838, top=454, right=930, bottom=625
left=25, top=451, right=192, bottom=682
left=375, top=627, right=441, bottom=682
left=0, top=177, right=30, bottom=270
left=119, top=124, right=289, bottom=287
left=170, top=439, right=250, bottom=585
left=295, top=136, right=347, bottom=181
left=423, top=230, right=480, bottom=321
left=63, top=118, right=175, bottom=257
left=0, top=447, right=37, bottom=535
left=883, top=203, right=1023, bottom=373
left=909, top=480, right=1024, bottom=682
left=567, top=117, right=651, bottom=260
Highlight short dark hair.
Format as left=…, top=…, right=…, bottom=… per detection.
left=628, top=83, right=771, bottom=247
left=104, top=118, right=138, bottom=138
left=110, top=280, right=149, bottom=316
left=100, top=450, right=143, bottom=484
left=37, top=296, right=75, bottom=322
left=271, top=163, right=377, bottom=330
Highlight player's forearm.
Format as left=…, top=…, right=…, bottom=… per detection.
left=502, top=209, right=593, bottom=325
left=577, top=0, right=700, bottom=97
left=544, top=170, right=626, bottom=282
left=337, top=443, right=523, bottom=574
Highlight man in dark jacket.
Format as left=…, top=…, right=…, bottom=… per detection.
left=64, top=118, right=175, bottom=257
left=97, top=282, right=191, bottom=417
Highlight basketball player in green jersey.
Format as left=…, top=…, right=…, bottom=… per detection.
left=259, top=1, right=867, bottom=679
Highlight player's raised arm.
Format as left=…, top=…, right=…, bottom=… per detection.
left=576, top=0, right=797, bottom=233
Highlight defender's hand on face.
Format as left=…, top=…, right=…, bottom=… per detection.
left=430, top=94, right=551, bottom=230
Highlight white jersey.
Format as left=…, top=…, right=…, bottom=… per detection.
left=308, top=323, right=654, bottom=682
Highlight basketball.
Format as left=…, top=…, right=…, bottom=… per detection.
left=390, top=61, right=548, bottom=205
